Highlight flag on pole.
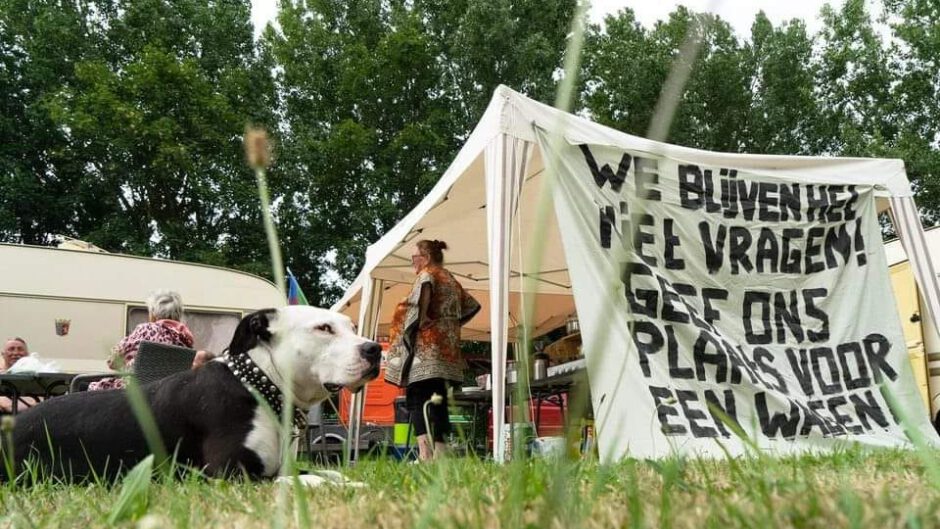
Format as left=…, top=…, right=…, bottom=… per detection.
left=286, top=268, right=309, bottom=306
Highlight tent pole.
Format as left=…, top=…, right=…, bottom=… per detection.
left=347, top=276, right=383, bottom=464
left=485, top=134, right=514, bottom=462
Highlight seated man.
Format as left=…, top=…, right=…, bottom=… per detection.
left=0, top=337, right=27, bottom=372
left=0, top=337, right=39, bottom=413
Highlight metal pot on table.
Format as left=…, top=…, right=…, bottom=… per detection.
left=533, top=353, right=549, bottom=381
left=565, top=315, right=580, bottom=335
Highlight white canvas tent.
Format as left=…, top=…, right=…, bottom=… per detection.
left=334, top=85, right=940, bottom=462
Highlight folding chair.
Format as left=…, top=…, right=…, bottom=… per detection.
left=133, top=341, right=197, bottom=385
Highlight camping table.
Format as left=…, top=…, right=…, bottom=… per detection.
left=453, top=367, right=588, bottom=436
left=0, top=372, right=76, bottom=414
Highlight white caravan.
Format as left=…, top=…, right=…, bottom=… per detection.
left=0, top=243, right=284, bottom=372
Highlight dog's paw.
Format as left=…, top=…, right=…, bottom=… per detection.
left=276, top=472, right=366, bottom=488
left=277, top=474, right=327, bottom=488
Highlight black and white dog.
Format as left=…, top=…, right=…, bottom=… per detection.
left=3, top=306, right=381, bottom=481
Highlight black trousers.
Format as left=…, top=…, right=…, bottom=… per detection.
left=406, top=378, right=450, bottom=443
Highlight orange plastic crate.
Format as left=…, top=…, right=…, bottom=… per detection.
left=339, top=346, right=405, bottom=426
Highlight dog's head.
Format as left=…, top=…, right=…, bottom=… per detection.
left=229, top=306, right=382, bottom=406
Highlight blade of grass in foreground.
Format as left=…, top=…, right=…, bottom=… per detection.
left=123, top=375, right=168, bottom=469
left=107, top=454, right=154, bottom=525
left=508, top=1, right=589, bottom=525
left=245, top=126, right=308, bottom=529
left=246, top=126, right=286, bottom=299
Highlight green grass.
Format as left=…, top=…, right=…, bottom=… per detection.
left=3, top=448, right=940, bottom=528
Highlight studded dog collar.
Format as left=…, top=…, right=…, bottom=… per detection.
left=222, top=350, right=307, bottom=432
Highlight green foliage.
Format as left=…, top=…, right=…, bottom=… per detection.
left=0, top=0, right=276, bottom=270
left=265, top=0, right=576, bottom=302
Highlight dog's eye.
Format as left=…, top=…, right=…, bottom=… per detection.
left=314, top=324, right=334, bottom=334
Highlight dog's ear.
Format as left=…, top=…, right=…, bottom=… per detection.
left=249, top=310, right=273, bottom=341
left=229, top=308, right=276, bottom=355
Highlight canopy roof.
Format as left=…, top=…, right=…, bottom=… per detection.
left=333, top=85, right=912, bottom=342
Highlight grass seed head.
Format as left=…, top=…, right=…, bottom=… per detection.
left=244, top=126, right=272, bottom=170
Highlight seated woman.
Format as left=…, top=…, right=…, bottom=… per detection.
left=89, top=289, right=195, bottom=391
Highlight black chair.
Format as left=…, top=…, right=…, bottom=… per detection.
left=133, top=341, right=196, bottom=385
left=68, top=342, right=195, bottom=393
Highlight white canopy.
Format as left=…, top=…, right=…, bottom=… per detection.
left=334, top=85, right=937, bottom=462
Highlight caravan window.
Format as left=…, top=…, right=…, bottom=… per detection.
left=126, top=307, right=241, bottom=354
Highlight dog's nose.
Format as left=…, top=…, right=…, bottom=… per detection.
left=359, top=341, right=382, bottom=363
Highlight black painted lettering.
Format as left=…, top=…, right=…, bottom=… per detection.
left=825, top=185, right=845, bottom=222
left=809, top=347, right=842, bottom=396
left=755, top=392, right=800, bottom=439
left=634, top=214, right=657, bottom=267
left=755, top=228, right=779, bottom=273
left=701, top=288, right=728, bottom=324
left=862, top=333, right=898, bottom=382
left=699, top=222, right=726, bottom=274
left=824, top=223, right=852, bottom=268
left=678, top=390, right=718, bottom=438
left=580, top=144, right=630, bottom=192
left=781, top=228, right=804, bottom=273
left=836, top=341, right=871, bottom=390
left=828, top=395, right=863, bottom=434
left=773, top=290, right=804, bottom=344
left=729, top=227, right=754, bottom=274
left=779, top=183, right=801, bottom=221
left=679, top=165, right=704, bottom=210
left=703, top=169, right=721, bottom=213
left=693, top=331, right=728, bottom=383
left=666, top=325, right=694, bottom=379
left=804, top=226, right=825, bottom=274
left=743, top=291, right=772, bottom=345
left=737, top=179, right=759, bottom=221
left=851, top=390, right=890, bottom=429
left=599, top=205, right=615, bottom=249
left=623, top=262, right=657, bottom=317
left=663, top=218, right=685, bottom=270
left=753, top=347, right=788, bottom=394
left=803, top=288, right=830, bottom=342
left=758, top=182, right=779, bottom=222
left=649, top=386, right=686, bottom=435
left=659, top=275, right=690, bottom=324
left=798, top=400, right=833, bottom=436
left=704, top=389, right=739, bottom=437
left=630, top=320, right=663, bottom=378
left=785, top=348, right=815, bottom=396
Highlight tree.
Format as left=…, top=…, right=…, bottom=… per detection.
left=0, top=0, right=97, bottom=245
left=815, top=0, right=897, bottom=158
left=1, top=0, right=278, bottom=275
left=47, top=0, right=276, bottom=265
left=583, top=7, right=752, bottom=153
left=882, top=0, right=940, bottom=223
left=742, top=12, right=819, bottom=155
left=581, top=8, right=668, bottom=136
left=266, top=0, right=575, bottom=304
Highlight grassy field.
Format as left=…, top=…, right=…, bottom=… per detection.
left=2, top=448, right=939, bottom=529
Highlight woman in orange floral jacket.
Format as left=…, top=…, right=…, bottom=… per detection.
left=385, top=239, right=480, bottom=461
